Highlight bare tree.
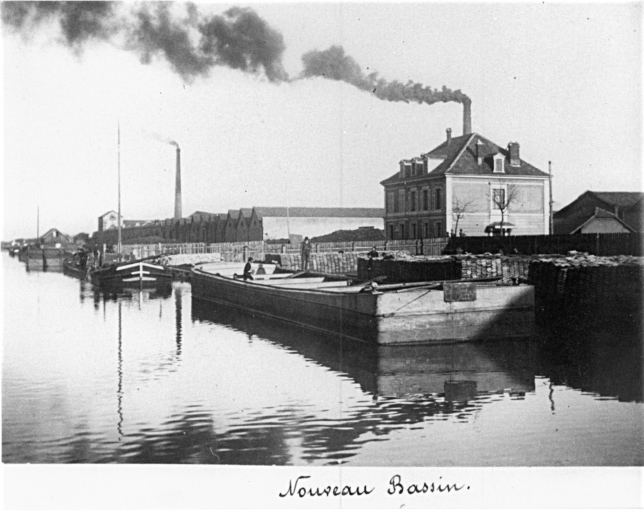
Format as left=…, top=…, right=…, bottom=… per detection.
left=451, top=196, right=477, bottom=235
left=489, top=183, right=520, bottom=235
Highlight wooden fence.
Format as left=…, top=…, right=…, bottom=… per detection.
left=120, top=232, right=642, bottom=261
left=442, top=232, right=643, bottom=256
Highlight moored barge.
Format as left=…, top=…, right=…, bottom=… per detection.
left=90, top=260, right=173, bottom=289
left=191, top=262, right=535, bottom=345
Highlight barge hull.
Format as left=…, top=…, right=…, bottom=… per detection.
left=191, top=270, right=535, bottom=345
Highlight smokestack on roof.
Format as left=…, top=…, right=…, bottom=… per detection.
left=508, top=142, right=520, bottom=167
left=476, top=139, right=484, bottom=166
left=174, top=145, right=182, bottom=219
left=463, top=100, right=472, bottom=135
left=446, top=128, right=452, bottom=148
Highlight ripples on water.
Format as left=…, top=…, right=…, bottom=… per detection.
left=2, top=254, right=643, bottom=465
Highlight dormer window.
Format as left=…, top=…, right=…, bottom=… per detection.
left=493, top=154, right=505, bottom=173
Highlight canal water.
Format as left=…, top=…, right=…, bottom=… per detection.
left=3, top=253, right=643, bottom=465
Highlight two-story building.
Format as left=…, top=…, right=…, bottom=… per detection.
left=381, top=129, right=550, bottom=238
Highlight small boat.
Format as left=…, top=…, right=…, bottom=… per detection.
left=191, top=262, right=536, bottom=345
left=89, top=256, right=173, bottom=289
left=63, top=257, right=90, bottom=280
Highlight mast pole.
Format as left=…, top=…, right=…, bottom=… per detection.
left=548, top=161, right=554, bottom=235
left=117, top=122, right=122, bottom=256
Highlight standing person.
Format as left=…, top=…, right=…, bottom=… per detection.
left=367, top=246, right=379, bottom=258
left=243, top=257, right=254, bottom=281
left=300, top=237, right=312, bottom=270
left=92, top=245, right=100, bottom=268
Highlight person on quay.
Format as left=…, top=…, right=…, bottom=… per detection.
left=300, top=236, right=312, bottom=270
left=367, top=246, right=379, bottom=258
left=243, top=257, right=254, bottom=281
left=256, top=263, right=266, bottom=275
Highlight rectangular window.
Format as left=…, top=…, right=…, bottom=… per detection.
left=435, top=222, right=443, bottom=238
left=424, top=222, right=430, bottom=238
left=398, top=190, right=404, bottom=213
left=422, top=190, right=429, bottom=210
left=435, top=188, right=443, bottom=210
left=411, top=223, right=417, bottom=239
left=493, top=188, right=506, bottom=210
left=411, top=191, right=416, bottom=212
left=387, top=192, right=394, bottom=214
left=400, top=223, right=406, bottom=239
left=388, top=224, right=394, bottom=240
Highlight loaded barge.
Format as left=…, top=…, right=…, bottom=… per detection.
left=191, top=262, right=535, bottom=345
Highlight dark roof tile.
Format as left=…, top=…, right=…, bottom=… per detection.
left=381, top=133, right=547, bottom=186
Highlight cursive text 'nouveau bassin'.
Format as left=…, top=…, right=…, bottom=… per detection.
left=279, top=476, right=375, bottom=498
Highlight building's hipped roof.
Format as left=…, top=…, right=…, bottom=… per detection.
left=381, top=132, right=547, bottom=185
left=587, top=192, right=644, bottom=208
left=554, top=191, right=644, bottom=229
left=253, top=207, right=384, bottom=219
left=98, top=210, right=117, bottom=218
left=41, top=227, right=70, bottom=238
left=571, top=207, right=635, bottom=233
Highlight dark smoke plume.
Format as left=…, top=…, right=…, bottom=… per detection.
left=199, top=7, right=287, bottom=82
left=2, top=1, right=117, bottom=47
left=128, top=3, right=211, bottom=79
left=301, top=45, right=470, bottom=106
left=1, top=2, right=287, bottom=82
left=2, top=2, right=468, bottom=106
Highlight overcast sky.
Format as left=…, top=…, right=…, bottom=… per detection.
left=2, top=2, right=641, bottom=240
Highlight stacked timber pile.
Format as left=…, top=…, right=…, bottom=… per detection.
left=160, top=253, right=222, bottom=266
left=529, top=253, right=644, bottom=334
left=357, top=253, right=533, bottom=283
left=274, top=251, right=410, bottom=275
left=456, top=254, right=533, bottom=284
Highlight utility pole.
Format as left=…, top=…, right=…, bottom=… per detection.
left=548, top=161, right=554, bottom=234
left=117, top=122, right=122, bottom=256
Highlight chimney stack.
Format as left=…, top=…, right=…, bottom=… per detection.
left=476, top=139, right=484, bottom=165
left=174, top=146, right=182, bottom=219
left=446, top=128, right=452, bottom=148
left=463, top=100, right=472, bottom=135
left=508, top=142, right=520, bottom=166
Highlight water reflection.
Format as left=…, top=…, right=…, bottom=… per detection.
left=186, top=300, right=540, bottom=463
left=3, top=252, right=642, bottom=466
left=537, top=330, right=642, bottom=403
left=191, top=299, right=536, bottom=399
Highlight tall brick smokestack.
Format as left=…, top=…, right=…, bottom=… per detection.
left=463, top=99, right=472, bottom=135
left=174, top=145, right=182, bottom=219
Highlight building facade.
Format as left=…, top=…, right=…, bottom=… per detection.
left=381, top=130, right=550, bottom=239
left=93, top=207, right=385, bottom=245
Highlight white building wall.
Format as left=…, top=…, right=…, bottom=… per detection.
left=262, top=217, right=384, bottom=240
left=580, top=218, right=630, bottom=234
